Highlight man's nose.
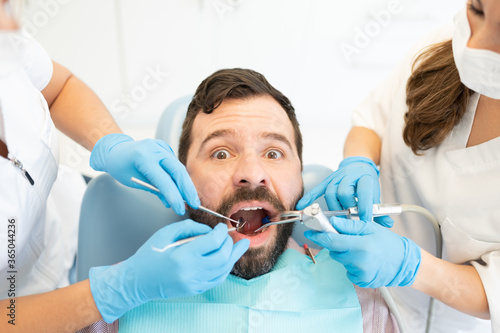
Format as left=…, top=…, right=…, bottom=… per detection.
left=232, top=153, right=270, bottom=189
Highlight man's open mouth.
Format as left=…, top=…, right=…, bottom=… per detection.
left=229, top=206, right=274, bottom=235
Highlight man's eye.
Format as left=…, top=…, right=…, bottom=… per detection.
left=212, top=150, right=230, bottom=159
left=265, top=150, right=282, bottom=159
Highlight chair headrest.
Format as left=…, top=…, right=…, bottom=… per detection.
left=155, top=95, right=192, bottom=154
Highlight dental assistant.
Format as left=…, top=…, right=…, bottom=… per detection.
left=298, top=1, right=499, bottom=332
left=0, top=2, right=248, bottom=332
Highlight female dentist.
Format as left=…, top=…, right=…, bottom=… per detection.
left=0, top=1, right=248, bottom=332
left=298, top=1, right=499, bottom=332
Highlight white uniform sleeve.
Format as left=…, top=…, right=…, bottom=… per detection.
left=20, top=30, right=53, bottom=91
left=0, top=30, right=53, bottom=147
left=351, top=24, right=454, bottom=140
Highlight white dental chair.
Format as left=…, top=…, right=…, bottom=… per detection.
left=75, top=96, right=332, bottom=282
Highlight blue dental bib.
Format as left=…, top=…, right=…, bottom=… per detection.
left=119, top=249, right=363, bottom=333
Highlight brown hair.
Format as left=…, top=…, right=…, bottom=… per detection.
left=178, top=68, right=303, bottom=166
left=404, top=40, right=472, bottom=154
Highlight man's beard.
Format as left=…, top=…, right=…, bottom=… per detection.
left=188, top=186, right=303, bottom=280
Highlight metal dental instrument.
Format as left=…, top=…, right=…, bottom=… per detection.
left=130, top=177, right=244, bottom=226
left=303, top=243, right=316, bottom=264
left=151, top=226, right=239, bottom=252
left=254, top=203, right=404, bottom=233
left=254, top=203, right=337, bottom=233
left=130, top=176, right=247, bottom=252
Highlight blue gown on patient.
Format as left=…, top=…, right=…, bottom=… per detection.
left=119, top=249, right=363, bottom=333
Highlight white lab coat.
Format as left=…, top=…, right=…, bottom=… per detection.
left=352, top=24, right=498, bottom=333
left=0, top=31, right=85, bottom=298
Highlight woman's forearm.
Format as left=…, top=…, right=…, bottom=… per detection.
left=0, top=280, right=102, bottom=332
left=343, top=126, right=381, bottom=164
left=42, top=61, right=122, bottom=151
left=412, top=250, right=490, bottom=319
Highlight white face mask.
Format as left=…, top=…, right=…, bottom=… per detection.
left=452, top=8, right=500, bottom=99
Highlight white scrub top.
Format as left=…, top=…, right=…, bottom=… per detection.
left=0, top=31, right=84, bottom=298
left=352, top=25, right=498, bottom=333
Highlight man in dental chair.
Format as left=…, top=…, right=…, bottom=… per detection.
left=80, top=68, right=399, bottom=333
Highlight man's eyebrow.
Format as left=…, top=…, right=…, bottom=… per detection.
left=200, top=129, right=237, bottom=150
left=199, top=129, right=293, bottom=151
left=262, top=132, right=293, bottom=150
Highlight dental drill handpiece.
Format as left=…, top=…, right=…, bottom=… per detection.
left=302, top=203, right=339, bottom=234
left=260, top=203, right=403, bottom=233
left=337, top=204, right=403, bottom=218
left=317, top=204, right=403, bottom=230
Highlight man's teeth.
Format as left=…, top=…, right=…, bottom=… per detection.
left=240, top=207, right=263, bottom=211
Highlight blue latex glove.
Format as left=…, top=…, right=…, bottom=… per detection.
left=89, top=220, right=249, bottom=323
left=90, top=133, right=199, bottom=214
left=305, top=217, right=421, bottom=288
left=297, top=156, right=393, bottom=227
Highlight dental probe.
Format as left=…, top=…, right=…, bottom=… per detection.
left=280, top=203, right=403, bottom=221
left=130, top=177, right=242, bottom=225
left=150, top=226, right=238, bottom=253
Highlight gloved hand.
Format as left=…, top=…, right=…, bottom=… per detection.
left=305, top=217, right=421, bottom=288
left=297, top=156, right=393, bottom=227
left=90, top=133, right=199, bottom=214
left=89, top=220, right=249, bottom=323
